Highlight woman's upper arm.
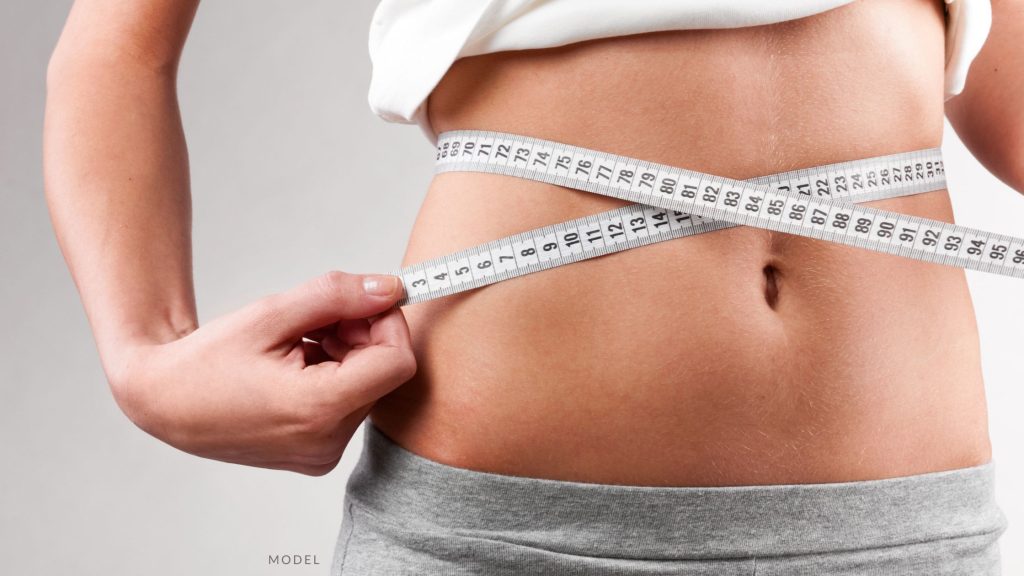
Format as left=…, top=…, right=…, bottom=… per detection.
left=48, top=0, right=201, bottom=76
left=944, top=0, right=1024, bottom=194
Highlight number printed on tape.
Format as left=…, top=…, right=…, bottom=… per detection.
left=388, top=130, right=1022, bottom=306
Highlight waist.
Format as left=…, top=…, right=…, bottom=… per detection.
left=367, top=0, right=992, bottom=486
left=375, top=176, right=990, bottom=484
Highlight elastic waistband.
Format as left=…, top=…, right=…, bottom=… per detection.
left=345, top=421, right=1007, bottom=560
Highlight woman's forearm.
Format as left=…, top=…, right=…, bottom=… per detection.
left=43, top=1, right=201, bottom=383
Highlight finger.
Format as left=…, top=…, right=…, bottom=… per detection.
left=255, top=271, right=404, bottom=342
left=325, top=308, right=416, bottom=407
left=303, top=309, right=416, bottom=410
left=322, top=343, right=418, bottom=411
left=321, top=319, right=371, bottom=361
left=304, top=322, right=340, bottom=343
left=337, top=318, right=372, bottom=346
left=366, top=306, right=414, bottom=350
left=320, top=333, right=352, bottom=362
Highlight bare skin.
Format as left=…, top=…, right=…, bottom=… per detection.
left=369, top=0, right=1024, bottom=486
left=44, top=0, right=1022, bottom=483
left=44, top=0, right=417, bottom=476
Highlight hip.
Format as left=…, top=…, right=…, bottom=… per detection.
left=332, top=421, right=1007, bottom=575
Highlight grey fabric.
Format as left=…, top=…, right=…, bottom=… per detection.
left=331, top=421, right=1007, bottom=575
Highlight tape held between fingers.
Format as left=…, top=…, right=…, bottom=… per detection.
left=266, top=271, right=402, bottom=343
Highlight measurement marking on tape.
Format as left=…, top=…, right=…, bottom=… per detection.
left=388, top=130, right=1021, bottom=306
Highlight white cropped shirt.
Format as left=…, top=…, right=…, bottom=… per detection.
left=366, top=0, right=992, bottom=145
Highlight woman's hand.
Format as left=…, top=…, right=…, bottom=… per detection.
left=44, top=2, right=414, bottom=477
left=110, top=271, right=416, bottom=476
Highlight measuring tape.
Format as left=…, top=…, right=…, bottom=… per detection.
left=388, top=130, right=1024, bottom=306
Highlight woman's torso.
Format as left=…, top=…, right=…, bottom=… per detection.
left=368, top=0, right=992, bottom=486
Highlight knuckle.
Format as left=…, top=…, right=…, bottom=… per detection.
left=314, top=271, right=352, bottom=302
left=392, top=347, right=418, bottom=382
left=253, top=293, right=283, bottom=315
left=246, top=294, right=284, bottom=326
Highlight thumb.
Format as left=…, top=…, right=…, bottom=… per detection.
left=256, top=271, right=405, bottom=340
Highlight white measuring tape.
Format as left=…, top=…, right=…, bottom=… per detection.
left=388, top=130, right=1024, bottom=306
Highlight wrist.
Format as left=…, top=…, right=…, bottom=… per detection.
left=100, top=321, right=195, bottom=428
left=101, top=340, right=158, bottom=429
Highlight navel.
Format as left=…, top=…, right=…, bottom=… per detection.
left=763, top=263, right=780, bottom=310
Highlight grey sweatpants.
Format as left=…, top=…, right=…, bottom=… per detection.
left=331, top=421, right=1007, bottom=575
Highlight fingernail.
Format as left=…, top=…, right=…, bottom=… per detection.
left=362, top=275, right=399, bottom=297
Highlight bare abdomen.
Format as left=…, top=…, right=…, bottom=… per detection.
left=368, top=0, right=992, bottom=486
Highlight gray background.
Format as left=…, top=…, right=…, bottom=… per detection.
left=1, top=1, right=1021, bottom=574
